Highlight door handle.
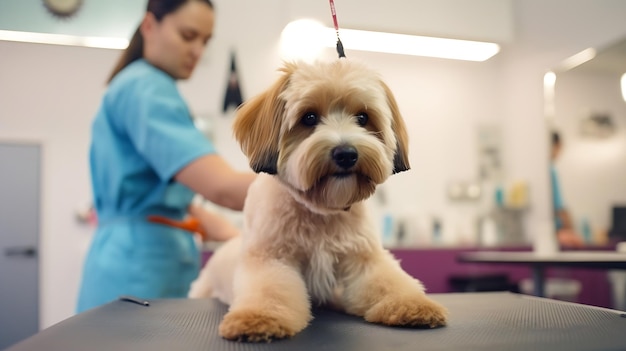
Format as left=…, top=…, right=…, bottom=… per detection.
left=4, top=246, right=37, bottom=258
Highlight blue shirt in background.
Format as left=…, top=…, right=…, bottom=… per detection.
left=551, top=165, right=564, bottom=230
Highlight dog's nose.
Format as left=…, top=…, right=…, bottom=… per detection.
left=332, top=145, right=358, bottom=169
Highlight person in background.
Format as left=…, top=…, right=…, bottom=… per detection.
left=77, top=0, right=256, bottom=312
left=550, top=130, right=584, bottom=248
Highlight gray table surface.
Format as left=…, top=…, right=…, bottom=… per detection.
left=458, top=251, right=626, bottom=269
left=6, top=292, right=626, bottom=351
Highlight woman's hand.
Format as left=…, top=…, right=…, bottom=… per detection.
left=557, top=228, right=585, bottom=248
left=187, top=203, right=240, bottom=242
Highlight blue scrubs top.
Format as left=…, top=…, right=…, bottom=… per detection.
left=77, top=59, right=215, bottom=312
left=551, top=165, right=564, bottom=230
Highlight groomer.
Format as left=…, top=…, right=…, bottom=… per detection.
left=77, top=0, right=255, bottom=312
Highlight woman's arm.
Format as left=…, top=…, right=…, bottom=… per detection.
left=175, top=154, right=256, bottom=211
left=556, top=208, right=584, bottom=247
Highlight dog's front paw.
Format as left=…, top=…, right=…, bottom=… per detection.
left=364, top=295, right=448, bottom=328
left=219, top=309, right=301, bottom=342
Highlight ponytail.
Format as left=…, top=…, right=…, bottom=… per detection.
left=107, top=27, right=144, bottom=83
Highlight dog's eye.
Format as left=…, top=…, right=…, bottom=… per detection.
left=301, top=112, right=319, bottom=127
left=355, top=112, right=369, bottom=127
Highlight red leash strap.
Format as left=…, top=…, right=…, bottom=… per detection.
left=329, top=0, right=340, bottom=33
left=328, top=0, right=346, bottom=58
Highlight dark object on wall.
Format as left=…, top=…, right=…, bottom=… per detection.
left=609, top=206, right=626, bottom=240
left=222, top=52, right=244, bottom=114
left=42, top=0, right=83, bottom=19
left=579, top=112, right=616, bottom=138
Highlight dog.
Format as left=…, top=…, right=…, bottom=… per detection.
left=189, top=59, right=448, bottom=342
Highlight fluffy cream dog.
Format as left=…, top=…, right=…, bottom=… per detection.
left=189, top=59, right=447, bottom=341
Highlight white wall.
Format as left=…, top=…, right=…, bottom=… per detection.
left=1, top=0, right=626, bottom=330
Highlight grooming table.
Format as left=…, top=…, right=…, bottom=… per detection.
left=6, top=292, right=626, bottom=351
left=458, top=251, right=626, bottom=297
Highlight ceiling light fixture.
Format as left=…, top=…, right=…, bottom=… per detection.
left=324, top=27, right=500, bottom=62
left=555, top=48, right=597, bottom=72
left=280, top=20, right=500, bottom=62
left=543, top=71, right=557, bottom=118
left=280, top=19, right=327, bottom=61
left=0, top=29, right=128, bottom=49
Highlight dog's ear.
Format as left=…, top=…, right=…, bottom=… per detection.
left=233, top=70, right=291, bottom=174
left=381, top=81, right=410, bottom=173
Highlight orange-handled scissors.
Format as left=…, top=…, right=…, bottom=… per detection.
left=147, top=215, right=209, bottom=242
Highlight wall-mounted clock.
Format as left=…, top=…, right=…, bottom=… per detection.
left=42, top=0, right=83, bottom=19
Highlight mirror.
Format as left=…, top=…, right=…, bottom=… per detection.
left=547, top=37, right=626, bottom=246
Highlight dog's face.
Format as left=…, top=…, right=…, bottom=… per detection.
left=233, top=60, right=409, bottom=211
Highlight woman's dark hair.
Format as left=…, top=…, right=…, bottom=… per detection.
left=551, top=130, right=561, bottom=147
left=107, top=0, right=214, bottom=83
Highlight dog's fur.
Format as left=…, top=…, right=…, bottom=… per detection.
left=189, top=59, right=447, bottom=342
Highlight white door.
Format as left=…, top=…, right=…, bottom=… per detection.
left=0, top=142, right=40, bottom=349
